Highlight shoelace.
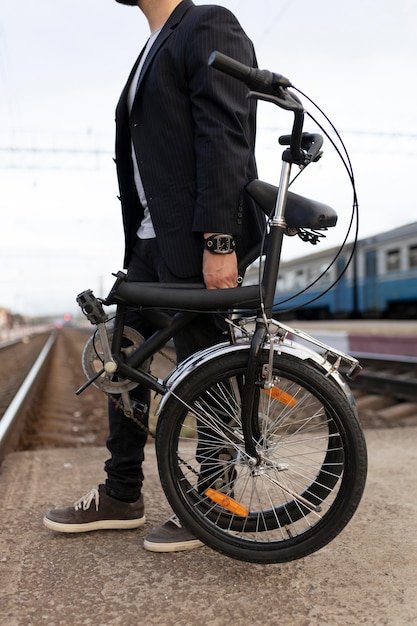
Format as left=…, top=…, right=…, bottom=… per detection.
left=73, top=487, right=100, bottom=512
left=167, top=514, right=182, bottom=528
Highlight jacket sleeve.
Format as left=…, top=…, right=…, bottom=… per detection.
left=185, top=6, right=258, bottom=236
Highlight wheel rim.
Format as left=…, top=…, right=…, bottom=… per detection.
left=173, top=363, right=346, bottom=532
left=158, top=350, right=367, bottom=562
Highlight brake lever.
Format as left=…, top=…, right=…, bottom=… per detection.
left=248, top=90, right=304, bottom=113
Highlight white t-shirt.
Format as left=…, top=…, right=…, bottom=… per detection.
left=127, top=29, right=161, bottom=239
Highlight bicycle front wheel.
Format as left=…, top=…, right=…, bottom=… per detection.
left=156, top=349, right=367, bottom=564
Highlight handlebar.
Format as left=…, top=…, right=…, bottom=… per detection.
left=209, top=51, right=320, bottom=166
left=209, top=50, right=303, bottom=161
left=208, top=50, right=292, bottom=93
left=279, top=132, right=323, bottom=163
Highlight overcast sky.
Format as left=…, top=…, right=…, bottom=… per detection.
left=0, top=0, right=416, bottom=317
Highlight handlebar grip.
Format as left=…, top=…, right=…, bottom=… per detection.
left=208, top=51, right=292, bottom=93
left=279, top=132, right=324, bottom=161
left=278, top=135, right=294, bottom=146
left=208, top=50, right=252, bottom=82
left=279, top=133, right=322, bottom=147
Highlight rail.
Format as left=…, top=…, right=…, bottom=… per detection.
left=346, top=353, right=417, bottom=402
left=1, top=332, right=416, bottom=465
left=0, top=331, right=56, bottom=462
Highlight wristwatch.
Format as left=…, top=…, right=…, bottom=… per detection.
left=204, top=234, right=236, bottom=254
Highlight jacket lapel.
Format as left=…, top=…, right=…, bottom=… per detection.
left=115, top=48, right=145, bottom=123
left=134, top=0, right=194, bottom=97
left=116, top=1, right=194, bottom=123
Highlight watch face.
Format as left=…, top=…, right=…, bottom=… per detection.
left=218, top=236, right=231, bottom=252
left=205, top=234, right=235, bottom=254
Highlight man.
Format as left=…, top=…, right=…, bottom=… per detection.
left=43, top=0, right=264, bottom=552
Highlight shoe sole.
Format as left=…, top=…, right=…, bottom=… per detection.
left=143, top=537, right=203, bottom=552
left=43, top=514, right=146, bottom=533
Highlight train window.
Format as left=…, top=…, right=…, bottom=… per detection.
left=318, top=262, right=332, bottom=282
left=294, top=269, right=305, bottom=287
left=409, top=245, right=417, bottom=268
left=386, top=249, right=400, bottom=272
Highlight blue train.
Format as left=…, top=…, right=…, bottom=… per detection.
left=245, top=221, right=417, bottom=319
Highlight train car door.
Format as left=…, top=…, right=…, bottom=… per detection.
left=333, top=257, right=349, bottom=315
left=363, top=249, right=378, bottom=314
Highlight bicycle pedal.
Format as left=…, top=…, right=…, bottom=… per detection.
left=131, top=400, right=148, bottom=418
left=76, top=289, right=107, bottom=324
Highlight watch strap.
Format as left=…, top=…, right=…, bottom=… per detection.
left=204, top=234, right=236, bottom=254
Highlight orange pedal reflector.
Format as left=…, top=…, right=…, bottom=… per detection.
left=261, top=386, right=297, bottom=406
left=205, top=488, right=249, bottom=517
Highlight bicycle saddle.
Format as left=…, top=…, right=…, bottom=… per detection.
left=246, top=180, right=337, bottom=229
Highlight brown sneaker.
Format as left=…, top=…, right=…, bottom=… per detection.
left=143, top=515, right=203, bottom=552
left=43, top=485, right=145, bottom=533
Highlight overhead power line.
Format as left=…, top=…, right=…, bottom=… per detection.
left=0, top=143, right=114, bottom=171
left=0, top=127, right=415, bottom=170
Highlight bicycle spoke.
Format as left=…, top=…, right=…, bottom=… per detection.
left=157, top=350, right=367, bottom=563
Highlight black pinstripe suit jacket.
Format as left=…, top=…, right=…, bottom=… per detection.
left=115, top=0, right=265, bottom=278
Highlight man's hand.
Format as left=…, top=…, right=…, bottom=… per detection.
left=203, top=249, right=238, bottom=289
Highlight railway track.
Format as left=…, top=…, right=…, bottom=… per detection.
left=346, top=353, right=417, bottom=428
left=1, top=327, right=417, bottom=461
left=0, top=328, right=108, bottom=460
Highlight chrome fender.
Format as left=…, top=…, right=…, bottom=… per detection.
left=156, top=338, right=357, bottom=416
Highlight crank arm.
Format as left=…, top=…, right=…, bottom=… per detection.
left=75, top=367, right=105, bottom=395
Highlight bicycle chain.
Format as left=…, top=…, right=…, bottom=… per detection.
left=106, top=349, right=203, bottom=478
left=105, top=347, right=239, bottom=482
left=107, top=393, right=155, bottom=437
left=105, top=347, right=177, bottom=439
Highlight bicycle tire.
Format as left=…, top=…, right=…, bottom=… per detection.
left=156, top=349, right=367, bottom=564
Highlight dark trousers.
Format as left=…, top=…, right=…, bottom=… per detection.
left=104, top=238, right=228, bottom=501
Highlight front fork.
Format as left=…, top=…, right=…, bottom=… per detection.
left=241, top=161, right=292, bottom=464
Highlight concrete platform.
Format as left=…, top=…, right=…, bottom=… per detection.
left=288, top=319, right=417, bottom=356
left=1, top=428, right=416, bottom=626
